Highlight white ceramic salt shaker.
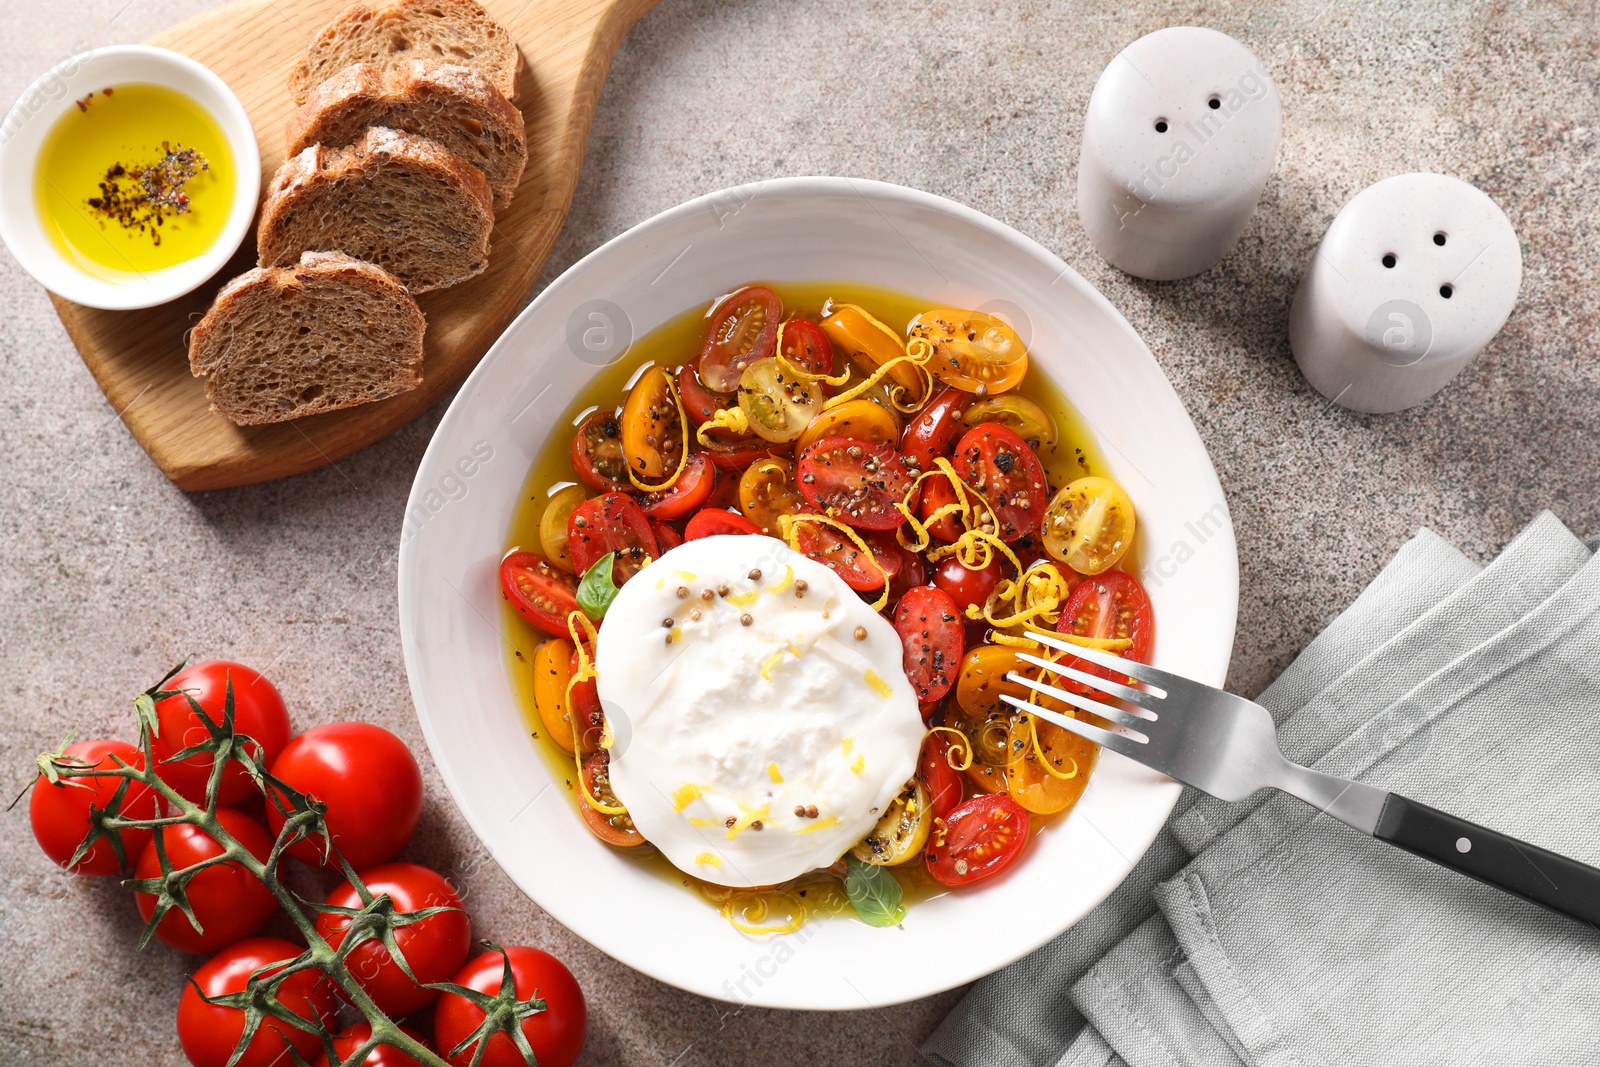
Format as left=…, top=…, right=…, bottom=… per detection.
left=1077, top=26, right=1282, bottom=281
left=1289, top=174, right=1522, bottom=413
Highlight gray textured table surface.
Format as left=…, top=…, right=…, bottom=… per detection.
left=2, top=1, right=1596, bottom=1064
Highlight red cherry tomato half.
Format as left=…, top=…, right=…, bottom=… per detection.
left=434, top=946, right=588, bottom=1067
left=796, top=437, right=919, bottom=530
left=779, top=317, right=835, bottom=375
left=951, top=422, right=1049, bottom=543
left=133, top=807, right=278, bottom=954
left=151, top=661, right=293, bottom=806
left=638, top=453, right=715, bottom=521
left=650, top=519, right=685, bottom=551
left=567, top=493, right=658, bottom=585
left=700, top=433, right=785, bottom=471
left=176, top=937, right=337, bottom=1067
left=899, top=386, right=969, bottom=470
left=925, top=793, right=1030, bottom=886
left=1055, top=570, right=1155, bottom=692
left=932, top=554, right=1003, bottom=615
left=676, top=362, right=731, bottom=425
left=918, top=476, right=965, bottom=543
left=567, top=645, right=605, bottom=753
left=684, top=508, right=763, bottom=539
left=698, top=284, right=782, bottom=393
left=29, top=739, right=158, bottom=876
left=789, top=519, right=888, bottom=591
left=315, top=862, right=471, bottom=1017
left=918, top=732, right=965, bottom=820
left=569, top=409, right=630, bottom=492
left=500, top=551, right=581, bottom=638
left=885, top=542, right=928, bottom=607
left=313, top=1024, right=433, bottom=1067
left=893, top=586, right=965, bottom=703
left=578, top=750, right=644, bottom=847
left=265, top=723, right=423, bottom=870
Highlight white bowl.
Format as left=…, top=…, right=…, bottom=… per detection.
left=0, top=45, right=260, bottom=310
left=399, top=177, right=1239, bottom=1010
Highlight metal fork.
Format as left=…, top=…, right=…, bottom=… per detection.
left=1002, top=629, right=1600, bottom=927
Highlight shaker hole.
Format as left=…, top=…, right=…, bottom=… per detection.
left=1381, top=254, right=1397, bottom=268
left=1154, top=119, right=1169, bottom=133
left=1207, top=96, right=1222, bottom=109
left=1440, top=284, right=1454, bottom=298
left=1433, top=232, right=1447, bottom=246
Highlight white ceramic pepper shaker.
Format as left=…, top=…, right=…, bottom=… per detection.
left=1289, top=173, right=1522, bottom=413
left=1077, top=26, right=1282, bottom=281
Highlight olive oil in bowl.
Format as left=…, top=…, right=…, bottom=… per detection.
left=33, top=82, right=237, bottom=282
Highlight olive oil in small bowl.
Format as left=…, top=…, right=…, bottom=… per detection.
left=0, top=46, right=260, bottom=310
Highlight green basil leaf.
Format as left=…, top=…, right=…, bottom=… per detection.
left=844, top=855, right=906, bottom=927
left=576, top=552, right=620, bottom=620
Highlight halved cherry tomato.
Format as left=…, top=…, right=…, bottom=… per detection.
left=908, top=308, right=1029, bottom=394
left=1042, top=476, right=1137, bottom=575
left=964, top=757, right=1009, bottom=796
left=919, top=476, right=964, bottom=542
left=651, top=519, right=684, bottom=551
left=700, top=433, right=784, bottom=470
left=567, top=493, right=658, bottom=584
left=1005, top=711, right=1098, bottom=816
left=567, top=646, right=605, bottom=753
left=885, top=543, right=928, bottom=607
left=685, top=508, right=763, bottom=539
left=501, top=552, right=581, bottom=638
left=899, top=386, right=969, bottom=470
left=704, top=468, right=745, bottom=510
left=893, top=586, right=964, bottom=703
left=789, top=519, right=888, bottom=590
left=796, top=437, right=918, bottom=530
left=638, top=453, right=714, bottom=520
left=821, top=304, right=926, bottom=404
left=954, top=644, right=1036, bottom=720
left=951, top=422, right=1048, bottom=543
left=963, top=394, right=1056, bottom=453
left=620, top=366, right=683, bottom=482
left=925, top=793, right=1030, bottom=886
left=700, top=285, right=782, bottom=392
left=918, top=732, right=965, bottom=819
left=579, top=751, right=643, bottom=847
left=737, top=457, right=804, bottom=535
left=779, top=317, right=835, bottom=375
left=795, top=397, right=899, bottom=453
left=676, top=362, right=730, bottom=425
left=532, top=639, right=577, bottom=753
left=738, top=357, right=824, bottom=442
left=933, top=554, right=1003, bottom=614
left=850, top=780, right=933, bottom=866
left=1055, top=570, right=1154, bottom=692
left=570, top=410, right=629, bottom=491
left=539, top=484, right=587, bottom=573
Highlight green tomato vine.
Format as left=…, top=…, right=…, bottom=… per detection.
left=31, top=662, right=547, bottom=1067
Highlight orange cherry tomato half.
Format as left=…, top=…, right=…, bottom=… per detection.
left=796, top=436, right=919, bottom=530
left=684, top=508, right=763, bottom=539
left=619, top=365, right=684, bottom=482
left=500, top=551, right=581, bottom=638
left=638, top=453, right=714, bottom=521
left=925, top=793, right=1030, bottom=886
left=567, top=493, right=658, bottom=584
left=699, top=285, right=782, bottom=392
left=951, top=422, right=1049, bottom=543
left=579, top=751, right=644, bottom=848
left=737, top=457, right=805, bottom=535
left=569, top=409, right=630, bottom=492
left=893, top=586, right=964, bottom=703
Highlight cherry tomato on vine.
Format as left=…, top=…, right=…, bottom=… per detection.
left=567, top=493, right=658, bottom=584
left=918, top=732, right=965, bottom=820
left=932, top=554, right=1003, bottom=615
left=315, top=862, right=472, bottom=1016
left=150, top=661, right=292, bottom=806
left=638, top=453, right=715, bottom=521
left=925, top=793, right=1030, bottom=886
left=892, top=586, right=964, bottom=703
left=1055, top=570, right=1155, bottom=691
left=699, top=285, right=782, bottom=393
left=176, top=937, right=337, bottom=1067
left=434, top=946, right=588, bottom=1067
left=899, top=386, right=969, bottom=470
left=265, top=723, right=423, bottom=870
left=569, top=409, right=630, bottom=492
left=684, top=508, right=763, bottom=539
left=578, top=750, right=644, bottom=848
left=950, top=422, right=1049, bottom=543
left=133, top=807, right=278, bottom=954
left=313, top=1024, right=434, bottom=1067
left=29, top=738, right=157, bottom=876
left=500, top=551, right=581, bottom=638
left=796, top=437, right=919, bottom=530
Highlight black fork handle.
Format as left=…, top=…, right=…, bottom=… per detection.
left=1374, top=793, right=1600, bottom=928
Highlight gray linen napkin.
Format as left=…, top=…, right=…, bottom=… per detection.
left=923, top=527, right=1479, bottom=1067
left=1071, top=520, right=1600, bottom=1067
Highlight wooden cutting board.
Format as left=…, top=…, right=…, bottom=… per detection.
left=50, top=0, right=657, bottom=491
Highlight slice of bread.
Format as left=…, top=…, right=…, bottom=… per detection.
left=257, top=127, right=494, bottom=293
left=289, top=0, right=519, bottom=105
left=190, top=252, right=426, bottom=426
left=286, top=61, right=526, bottom=210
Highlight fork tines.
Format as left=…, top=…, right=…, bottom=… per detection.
left=998, top=629, right=1167, bottom=754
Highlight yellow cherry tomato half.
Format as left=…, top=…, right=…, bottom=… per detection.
left=907, top=309, right=1029, bottom=394
left=538, top=484, right=587, bottom=573
left=821, top=304, right=927, bottom=405
left=737, top=457, right=805, bottom=535
left=737, top=356, right=825, bottom=443
left=850, top=779, right=933, bottom=866
left=1042, top=476, right=1136, bottom=575
left=1005, top=710, right=1098, bottom=815
left=532, top=639, right=577, bottom=754
left=962, top=394, right=1057, bottom=453
left=794, top=397, right=899, bottom=454
left=620, top=365, right=683, bottom=480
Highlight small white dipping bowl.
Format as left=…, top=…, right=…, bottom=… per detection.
left=399, top=177, right=1240, bottom=1010
left=0, top=45, right=259, bottom=310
